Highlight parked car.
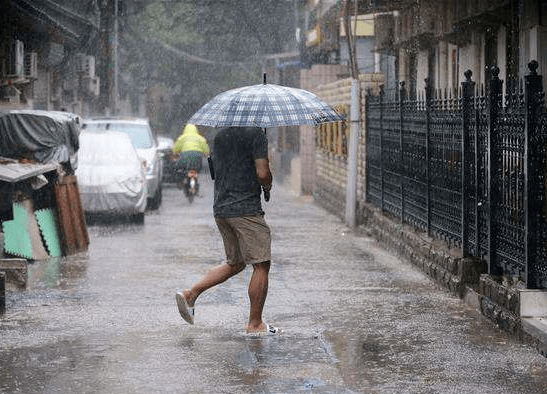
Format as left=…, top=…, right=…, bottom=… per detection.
left=157, top=136, right=177, bottom=184
left=82, top=117, right=163, bottom=210
left=76, top=130, right=147, bottom=223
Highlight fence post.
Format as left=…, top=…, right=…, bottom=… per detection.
left=474, top=86, right=481, bottom=258
left=379, top=85, right=385, bottom=212
left=399, top=81, right=406, bottom=224
left=524, top=60, right=547, bottom=289
left=461, top=70, right=475, bottom=257
left=487, top=66, right=503, bottom=276
left=425, top=78, right=433, bottom=236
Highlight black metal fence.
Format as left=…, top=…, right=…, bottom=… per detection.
left=365, top=61, right=547, bottom=289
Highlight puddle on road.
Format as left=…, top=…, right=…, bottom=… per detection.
left=26, top=253, right=89, bottom=290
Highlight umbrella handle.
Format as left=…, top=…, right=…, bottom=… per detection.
left=207, top=156, right=215, bottom=180
left=262, top=186, right=270, bottom=202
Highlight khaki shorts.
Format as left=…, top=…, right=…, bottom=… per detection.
left=215, top=215, right=271, bottom=266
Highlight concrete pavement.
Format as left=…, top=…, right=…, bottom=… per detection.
left=1, top=175, right=547, bottom=393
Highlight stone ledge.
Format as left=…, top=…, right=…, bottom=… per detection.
left=520, top=290, right=547, bottom=317
left=479, top=274, right=520, bottom=315
left=357, top=203, right=487, bottom=298
left=522, top=318, right=547, bottom=357
left=0, top=258, right=28, bottom=289
left=478, top=294, right=521, bottom=336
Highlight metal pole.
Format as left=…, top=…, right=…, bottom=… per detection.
left=425, top=78, right=432, bottom=236
left=0, top=272, right=5, bottom=314
left=461, top=70, right=475, bottom=256
left=113, top=0, right=118, bottom=115
left=487, top=66, right=503, bottom=276
left=399, top=81, right=406, bottom=224
left=346, top=79, right=360, bottom=227
left=524, top=60, right=544, bottom=288
left=379, top=86, right=384, bottom=212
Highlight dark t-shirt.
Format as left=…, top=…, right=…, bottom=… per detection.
left=212, top=127, right=268, bottom=218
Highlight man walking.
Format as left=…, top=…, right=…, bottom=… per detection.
left=176, top=126, right=280, bottom=335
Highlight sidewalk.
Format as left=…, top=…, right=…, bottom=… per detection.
left=1, top=178, right=547, bottom=393
left=356, top=191, right=547, bottom=358
left=261, top=184, right=547, bottom=393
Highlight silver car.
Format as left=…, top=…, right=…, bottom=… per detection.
left=82, top=117, right=163, bottom=209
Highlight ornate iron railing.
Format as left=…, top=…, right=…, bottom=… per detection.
left=365, top=62, right=547, bottom=288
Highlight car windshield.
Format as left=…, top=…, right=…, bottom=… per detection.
left=79, top=131, right=139, bottom=167
left=89, top=122, right=153, bottom=149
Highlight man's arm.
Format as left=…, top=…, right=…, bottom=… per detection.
left=255, top=158, right=272, bottom=186
left=255, top=158, right=272, bottom=201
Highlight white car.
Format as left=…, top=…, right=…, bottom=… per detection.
left=82, top=117, right=163, bottom=209
left=76, top=130, right=147, bottom=223
left=157, top=136, right=177, bottom=183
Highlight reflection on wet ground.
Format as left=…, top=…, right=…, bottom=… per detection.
left=1, top=177, right=547, bottom=393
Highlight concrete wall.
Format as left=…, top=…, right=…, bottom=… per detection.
left=315, top=151, right=347, bottom=215
left=311, top=73, right=383, bottom=216
left=298, top=64, right=349, bottom=196
left=298, top=126, right=314, bottom=195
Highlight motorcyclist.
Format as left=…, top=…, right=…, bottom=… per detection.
left=173, top=124, right=210, bottom=195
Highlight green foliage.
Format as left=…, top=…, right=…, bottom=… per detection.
left=119, top=0, right=299, bottom=130
left=135, top=1, right=202, bottom=48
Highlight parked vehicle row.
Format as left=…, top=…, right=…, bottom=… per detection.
left=82, top=117, right=163, bottom=211
left=0, top=110, right=171, bottom=226
left=75, top=116, right=167, bottom=224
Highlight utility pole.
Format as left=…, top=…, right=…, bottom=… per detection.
left=344, top=0, right=360, bottom=227
left=98, top=0, right=117, bottom=115
left=343, top=0, right=359, bottom=80
left=113, top=0, right=119, bottom=115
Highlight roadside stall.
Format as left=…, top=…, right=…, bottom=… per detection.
left=0, top=110, right=89, bottom=263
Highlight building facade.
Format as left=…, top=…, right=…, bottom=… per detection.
left=0, top=1, right=127, bottom=116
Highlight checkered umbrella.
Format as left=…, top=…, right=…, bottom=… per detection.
left=188, top=80, right=345, bottom=128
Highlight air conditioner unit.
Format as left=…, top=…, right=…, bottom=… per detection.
left=24, top=52, right=38, bottom=79
left=83, top=75, right=100, bottom=96
left=84, top=56, right=95, bottom=77
left=3, top=85, right=21, bottom=104
left=76, top=54, right=95, bottom=78
left=4, top=40, right=25, bottom=77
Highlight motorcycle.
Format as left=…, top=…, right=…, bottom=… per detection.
left=185, top=168, right=199, bottom=203
left=176, top=166, right=199, bottom=204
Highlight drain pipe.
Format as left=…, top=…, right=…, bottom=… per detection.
left=345, top=79, right=360, bottom=227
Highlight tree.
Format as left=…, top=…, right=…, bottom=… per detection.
left=117, top=0, right=299, bottom=135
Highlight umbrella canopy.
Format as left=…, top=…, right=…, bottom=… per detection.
left=188, top=82, right=345, bottom=128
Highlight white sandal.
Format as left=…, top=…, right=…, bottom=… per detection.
left=248, top=324, right=283, bottom=336
left=175, top=291, right=194, bottom=325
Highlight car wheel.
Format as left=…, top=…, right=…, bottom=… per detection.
left=148, top=185, right=162, bottom=210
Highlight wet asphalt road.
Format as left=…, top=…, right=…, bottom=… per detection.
left=2, top=174, right=547, bottom=394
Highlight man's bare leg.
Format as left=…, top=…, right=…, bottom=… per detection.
left=183, top=262, right=245, bottom=307
left=246, top=261, right=270, bottom=333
